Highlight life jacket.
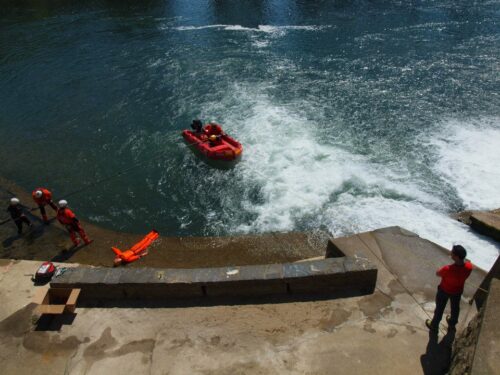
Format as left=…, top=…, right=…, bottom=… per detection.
left=57, top=207, right=76, bottom=225
left=32, top=188, right=52, bottom=205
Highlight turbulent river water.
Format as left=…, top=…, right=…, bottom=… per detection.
left=1, top=0, right=499, bottom=269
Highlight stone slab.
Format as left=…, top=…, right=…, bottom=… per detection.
left=205, top=279, right=287, bottom=297
left=50, top=257, right=377, bottom=301
left=470, top=212, right=500, bottom=242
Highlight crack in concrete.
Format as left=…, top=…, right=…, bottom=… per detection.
left=148, top=332, right=159, bottom=375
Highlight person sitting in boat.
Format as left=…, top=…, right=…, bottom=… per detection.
left=191, top=119, right=203, bottom=133
left=204, top=120, right=223, bottom=137
left=208, top=134, right=222, bottom=146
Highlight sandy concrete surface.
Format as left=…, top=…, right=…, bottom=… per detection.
left=0, top=227, right=487, bottom=375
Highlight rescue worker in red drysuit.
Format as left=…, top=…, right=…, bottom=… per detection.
left=204, top=120, right=223, bottom=137
left=425, top=245, right=473, bottom=332
left=32, top=187, right=57, bottom=224
left=56, top=200, right=92, bottom=246
left=7, top=197, right=33, bottom=235
left=112, top=230, right=159, bottom=266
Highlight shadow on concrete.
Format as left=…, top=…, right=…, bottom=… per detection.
left=23, top=221, right=49, bottom=243
left=31, top=276, right=51, bottom=286
left=35, top=313, right=77, bottom=331
left=1, top=217, right=49, bottom=248
left=0, top=303, right=37, bottom=337
left=2, top=234, right=21, bottom=248
left=75, top=289, right=369, bottom=309
left=0, top=304, right=76, bottom=334
left=420, top=329, right=456, bottom=375
left=50, top=243, right=87, bottom=263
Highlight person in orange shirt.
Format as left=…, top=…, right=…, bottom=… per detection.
left=112, top=230, right=159, bottom=265
left=32, top=187, right=57, bottom=224
left=426, top=245, right=473, bottom=332
left=56, top=200, right=92, bottom=247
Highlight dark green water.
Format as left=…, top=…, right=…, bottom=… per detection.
left=1, top=0, right=499, bottom=268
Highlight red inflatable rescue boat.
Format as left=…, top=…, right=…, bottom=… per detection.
left=182, top=122, right=243, bottom=164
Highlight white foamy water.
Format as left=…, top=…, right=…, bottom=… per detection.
left=173, top=24, right=327, bottom=34
left=174, top=24, right=234, bottom=31
left=220, top=92, right=499, bottom=270
left=171, top=24, right=329, bottom=49
left=326, top=196, right=499, bottom=270
left=431, top=118, right=500, bottom=210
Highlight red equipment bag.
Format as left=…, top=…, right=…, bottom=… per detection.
left=35, top=261, right=56, bottom=281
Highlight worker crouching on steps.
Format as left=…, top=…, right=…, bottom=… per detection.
left=56, top=200, right=92, bottom=247
left=32, top=187, right=57, bottom=224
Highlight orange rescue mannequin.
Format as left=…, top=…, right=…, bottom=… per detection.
left=112, top=230, right=159, bottom=265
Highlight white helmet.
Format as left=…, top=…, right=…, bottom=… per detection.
left=58, top=200, right=68, bottom=208
left=10, top=197, right=20, bottom=205
left=210, top=120, right=217, bottom=125
left=35, top=190, right=43, bottom=198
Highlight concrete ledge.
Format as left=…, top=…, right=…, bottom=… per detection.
left=470, top=212, right=500, bottom=242
left=50, top=257, right=377, bottom=302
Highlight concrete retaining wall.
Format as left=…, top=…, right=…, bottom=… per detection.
left=449, top=278, right=500, bottom=375
left=50, top=257, right=377, bottom=302
left=471, top=278, right=500, bottom=374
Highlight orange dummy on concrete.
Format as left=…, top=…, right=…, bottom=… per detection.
left=112, top=230, right=159, bottom=266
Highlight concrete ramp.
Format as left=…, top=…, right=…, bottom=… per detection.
left=328, top=226, right=487, bottom=332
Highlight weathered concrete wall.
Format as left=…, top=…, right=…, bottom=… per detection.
left=471, top=278, right=500, bottom=375
left=473, top=254, right=500, bottom=309
left=50, top=257, right=377, bottom=303
left=448, top=308, right=483, bottom=375
left=449, top=278, right=500, bottom=375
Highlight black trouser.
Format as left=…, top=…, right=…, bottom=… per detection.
left=14, top=216, right=31, bottom=234
left=430, top=286, right=461, bottom=328
left=39, top=201, right=57, bottom=217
